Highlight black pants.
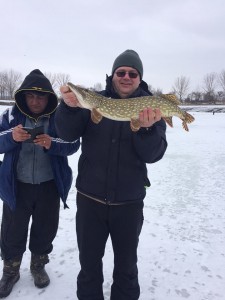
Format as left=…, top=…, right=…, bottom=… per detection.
left=76, top=193, right=144, bottom=300
left=0, top=180, right=60, bottom=260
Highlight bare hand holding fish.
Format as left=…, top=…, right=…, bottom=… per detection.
left=139, top=108, right=162, bottom=128
left=60, top=85, right=82, bottom=108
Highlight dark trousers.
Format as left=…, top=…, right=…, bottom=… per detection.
left=76, top=193, right=144, bottom=300
left=0, top=180, right=60, bottom=260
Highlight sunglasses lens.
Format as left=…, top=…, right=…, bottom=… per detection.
left=116, top=71, right=126, bottom=77
left=128, top=72, right=138, bottom=78
left=116, top=71, right=138, bottom=78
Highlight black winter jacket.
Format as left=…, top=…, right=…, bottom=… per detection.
left=55, top=76, right=167, bottom=204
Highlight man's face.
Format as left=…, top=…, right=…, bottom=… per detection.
left=112, top=67, right=141, bottom=99
left=25, top=92, right=49, bottom=115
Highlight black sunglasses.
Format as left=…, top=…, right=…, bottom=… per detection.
left=115, top=71, right=139, bottom=79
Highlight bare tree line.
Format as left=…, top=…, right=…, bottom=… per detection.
left=147, top=70, right=225, bottom=104
left=0, top=70, right=71, bottom=100
left=1, top=68, right=225, bottom=104
left=172, top=71, right=225, bottom=103
left=0, top=70, right=23, bottom=100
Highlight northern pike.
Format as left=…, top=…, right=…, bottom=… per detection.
left=67, top=82, right=195, bottom=132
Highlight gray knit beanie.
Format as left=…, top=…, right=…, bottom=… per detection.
left=112, top=50, right=143, bottom=79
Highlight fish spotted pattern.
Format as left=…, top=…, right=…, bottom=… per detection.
left=67, top=82, right=195, bottom=131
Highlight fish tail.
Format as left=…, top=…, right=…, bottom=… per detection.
left=181, top=111, right=194, bottom=131
left=185, top=111, right=195, bottom=124
left=182, top=121, right=189, bottom=131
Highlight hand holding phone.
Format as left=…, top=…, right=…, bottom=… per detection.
left=23, top=126, right=44, bottom=143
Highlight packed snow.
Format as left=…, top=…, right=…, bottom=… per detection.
left=0, top=105, right=225, bottom=300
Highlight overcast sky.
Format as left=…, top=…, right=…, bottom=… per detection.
left=1, top=0, right=225, bottom=93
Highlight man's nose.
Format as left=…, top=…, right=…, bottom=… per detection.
left=123, top=73, right=130, bottom=79
left=30, top=97, right=40, bottom=104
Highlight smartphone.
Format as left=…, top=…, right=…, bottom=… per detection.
left=23, top=126, right=44, bottom=143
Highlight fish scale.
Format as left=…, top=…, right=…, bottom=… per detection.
left=100, top=98, right=183, bottom=120
left=67, top=82, right=195, bottom=131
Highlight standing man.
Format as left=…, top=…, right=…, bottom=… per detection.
left=55, top=50, right=167, bottom=300
left=0, top=69, right=80, bottom=298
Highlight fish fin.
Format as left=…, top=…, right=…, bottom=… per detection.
left=163, top=117, right=173, bottom=128
left=161, top=94, right=180, bottom=105
left=130, top=118, right=141, bottom=132
left=185, top=112, right=195, bottom=124
left=91, top=108, right=103, bottom=124
left=182, top=121, right=189, bottom=131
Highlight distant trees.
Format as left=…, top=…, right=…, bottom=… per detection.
left=44, top=72, right=71, bottom=95
left=173, top=76, right=190, bottom=102
left=188, top=89, right=203, bottom=102
left=0, top=70, right=22, bottom=99
left=44, top=72, right=58, bottom=91
left=202, top=72, right=217, bottom=103
left=56, top=73, right=71, bottom=87
left=1, top=68, right=225, bottom=104
left=93, top=82, right=103, bottom=91
left=148, top=84, right=163, bottom=96
left=0, top=72, right=6, bottom=99
left=218, top=70, right=225, bottom=92
left=152, top=88, right=163, bottom=96
left=0, top=70, right=71, bottom=99
left=167, top=71, right=225, bottom=104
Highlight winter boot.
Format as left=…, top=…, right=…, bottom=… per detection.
left=0, top=257, right=22, bottom=298
left=30, top=254, right=50, bottom=288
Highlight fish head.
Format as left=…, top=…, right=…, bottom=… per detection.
left=67, top=82, right=98, bottom=109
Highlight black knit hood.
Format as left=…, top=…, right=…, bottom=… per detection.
left=14, top=69, right=58, bottom=118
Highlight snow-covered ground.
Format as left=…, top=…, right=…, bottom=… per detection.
left=0, top=105, right=225, bottom=300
